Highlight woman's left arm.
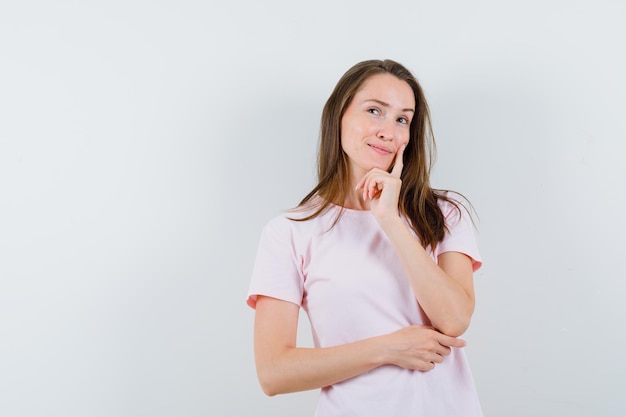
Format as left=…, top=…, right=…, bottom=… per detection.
left=378, top=218, right=475, bottom=337
left=357, top=146, right=475, bottom=337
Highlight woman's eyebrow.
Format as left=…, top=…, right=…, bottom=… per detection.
left=365, top=98, right=415, bottom=113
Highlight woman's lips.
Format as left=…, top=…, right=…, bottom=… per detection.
left=368, top=144, right=392, bottom=155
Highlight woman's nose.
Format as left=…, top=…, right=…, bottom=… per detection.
left=376, top=119, right=394, bottom=140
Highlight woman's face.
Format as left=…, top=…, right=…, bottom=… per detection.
left=340, top=73, right=415, bottom=183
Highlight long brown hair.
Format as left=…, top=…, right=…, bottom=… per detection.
left=291, top=59, right=469, bottom=250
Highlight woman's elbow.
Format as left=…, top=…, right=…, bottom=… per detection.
left=437, top=316, right=472, bottom=338
left=439, top=324, right=468, bottom=338
left=258, top=379, right=279, bottom=397
left=256, top=366, right=286, bottom=397
left=259, top=383, right=279, bottom=397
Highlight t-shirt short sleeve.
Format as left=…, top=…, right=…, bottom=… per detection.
left=246, top=216, right=305, bottom=309
left=434, top=197, right=483, bottom=272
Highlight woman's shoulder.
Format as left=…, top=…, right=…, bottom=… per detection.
left=436, top=190, right=465, bottom=212
left=435, top=190, right=475, bottom=226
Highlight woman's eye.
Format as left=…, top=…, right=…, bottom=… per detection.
left=398, top=117, right=409, bottom=124
left=367, top=108, right=380, bottom=115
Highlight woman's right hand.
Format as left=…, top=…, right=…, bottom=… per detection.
left=382, top=325, right=466, bottom=371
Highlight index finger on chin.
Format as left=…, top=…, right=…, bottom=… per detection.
left=391, top=144, right=406, bottom=178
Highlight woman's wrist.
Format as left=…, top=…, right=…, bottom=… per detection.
left=365, top=333, right=393, bottom=368
left=376, top=213, right=407, bottom=237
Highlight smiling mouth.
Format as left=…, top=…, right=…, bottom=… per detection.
left=368, top=144, right=392, bottom=155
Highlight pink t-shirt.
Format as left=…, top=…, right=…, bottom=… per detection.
left=247, top=196, right=483, bottom=417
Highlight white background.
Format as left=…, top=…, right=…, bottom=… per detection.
left=1, top=1, right=625, bottom=416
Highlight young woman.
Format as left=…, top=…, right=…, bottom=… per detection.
left=247, top=59, right=483, bottom=416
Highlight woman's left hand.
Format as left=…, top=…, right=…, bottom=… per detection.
left=356, top=144, right=405, bottom=221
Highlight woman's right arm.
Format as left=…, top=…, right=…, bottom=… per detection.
left=254, top=295, right=466, bottom=396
